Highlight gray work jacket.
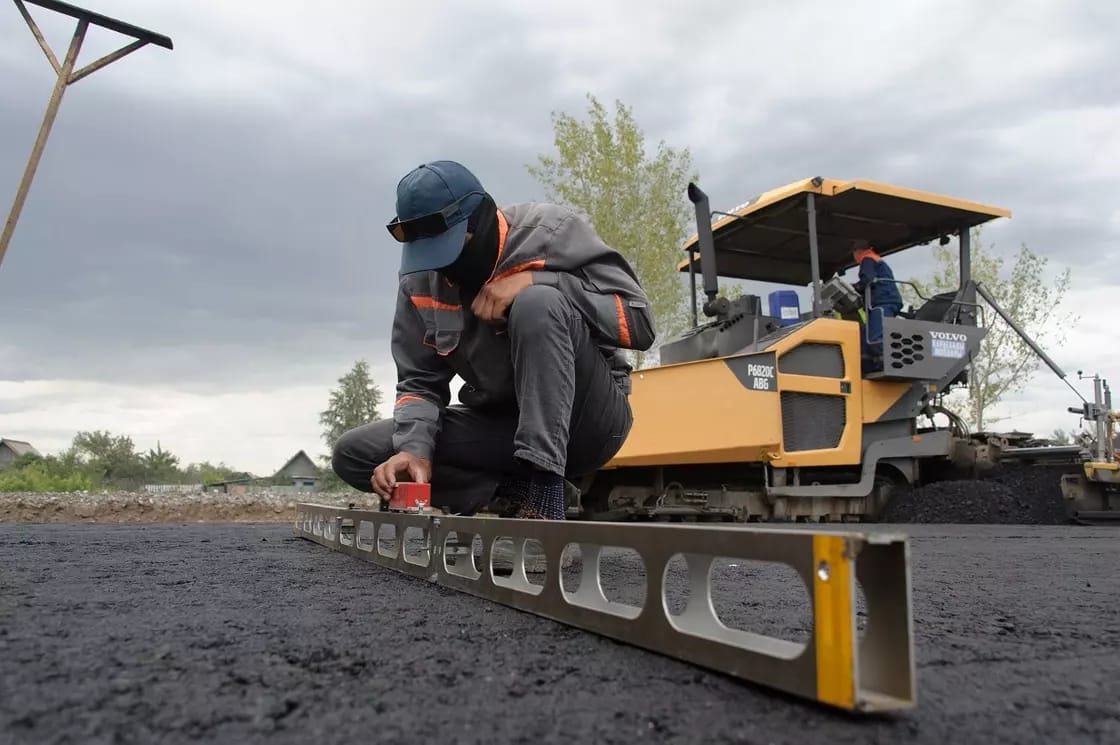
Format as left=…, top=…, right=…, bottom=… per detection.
left=390, top=201, right=656, bottom=460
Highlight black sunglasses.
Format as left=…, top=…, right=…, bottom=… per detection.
left=386, top=190, right=486, bottom=243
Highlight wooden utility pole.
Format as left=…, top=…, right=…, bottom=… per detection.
left=0, top=0, right=173, bottom=271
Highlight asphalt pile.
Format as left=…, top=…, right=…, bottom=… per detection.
left=879, top=464, right=1070, bottom=525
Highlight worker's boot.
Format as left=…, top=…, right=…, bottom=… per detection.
left=486, top=477, right=528, bottom=518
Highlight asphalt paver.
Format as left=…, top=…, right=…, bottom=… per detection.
left=1, top=522, right=1117, bottom=744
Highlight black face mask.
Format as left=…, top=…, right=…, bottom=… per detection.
left=441, top=195, right=499, bottom=296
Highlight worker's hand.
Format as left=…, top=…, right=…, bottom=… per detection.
left=471, top=272, right=534, bottom=325
left=371, top=452, right=431, bottom=498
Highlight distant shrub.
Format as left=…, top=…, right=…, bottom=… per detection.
left=0, top=459, right=95, bottom=492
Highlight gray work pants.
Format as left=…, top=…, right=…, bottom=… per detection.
left=331, top=284, right=634, bottom=514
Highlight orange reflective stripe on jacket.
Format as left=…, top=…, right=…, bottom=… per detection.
left=410, top=296, right=461, bottom=311
left=492, top=259, right=545, bottom=282
left=614, top=294, right=632, bottom=347
left=854, top=247, right=883, bottom=263
left=485, top=209, right=511, bottom=283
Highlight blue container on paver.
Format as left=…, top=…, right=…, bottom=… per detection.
left=768, top=290, right=801, bottom=326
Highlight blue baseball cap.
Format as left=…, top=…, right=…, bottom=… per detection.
left=386, top=160, right=488, bottom=275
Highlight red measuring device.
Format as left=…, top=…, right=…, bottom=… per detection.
left=387, top=482, right=432, bottom=513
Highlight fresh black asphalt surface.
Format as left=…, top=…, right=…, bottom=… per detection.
left=2, top=521, right=1118, bottom=744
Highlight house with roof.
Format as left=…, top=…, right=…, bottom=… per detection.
left=202, top=450, right=321, bottom=494
left=0, top=438, right=40, bottom=469
left=273, top=449, right=320, bottom=491
left=201, top=471, right=258, bottom=495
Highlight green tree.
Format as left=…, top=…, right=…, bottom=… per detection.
left=319, top=359, right=384, bottom=459
left=716, top=284, right=745, bottom=301
left=0, top=435, right=249, bottom=493
left=527, top=94, right=698, bottom=366
left=141, top=441, right=181, bottom=483
left=70, top=430, right=146, bottom=485
left=0, top=452, right=95, bottom=492
left=180, top=460, right=241, bottom=486
left=907, top=227, right=1076, bottom=431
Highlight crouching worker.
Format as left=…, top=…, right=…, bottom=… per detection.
left=332, top=160, right=655, bottom=529
left=851, top=239, right=903, bottom=370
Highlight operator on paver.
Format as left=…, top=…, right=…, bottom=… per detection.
left=851, top=238, right=904, bottom=369
left=331, top=160, right=655, bottom=523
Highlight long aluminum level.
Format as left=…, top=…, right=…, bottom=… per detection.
left=293, top=502, right=917, bottom=713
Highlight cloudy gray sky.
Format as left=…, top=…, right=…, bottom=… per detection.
left=1, top=0, right=1117, bottom=474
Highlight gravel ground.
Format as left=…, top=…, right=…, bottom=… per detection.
left=0, top=461, right=1078, bottom=527
left=1, top=521, right=1117, bottom=744
left=0, top=490, right=375, bottom=524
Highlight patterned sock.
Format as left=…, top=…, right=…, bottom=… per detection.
left=516, top=470, right=566, bottom=520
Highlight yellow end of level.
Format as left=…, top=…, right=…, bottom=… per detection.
left=812, top=534, right=856, bottom=709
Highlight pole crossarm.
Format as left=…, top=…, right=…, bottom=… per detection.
left=12, top=0, right=172, bottom=80
left=16, top=0, right=173, bottom=49
left=14, top=0, right=60, bottom=72
left=68, top=37, right=148, bottom=84
left=0, top=0, right=172, bottom=271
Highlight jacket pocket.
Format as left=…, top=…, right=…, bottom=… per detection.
left=415, top=303, right=462, bottom=357
left=422, top=325, right=461, bottom=357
